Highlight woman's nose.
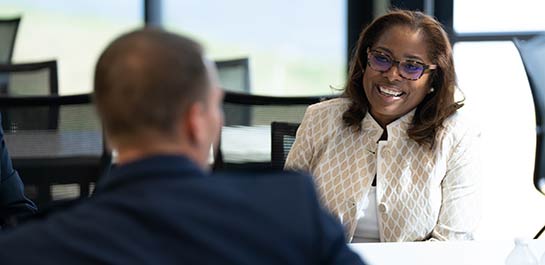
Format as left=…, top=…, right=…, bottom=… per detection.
left=383, top=63, right=403, bottom=82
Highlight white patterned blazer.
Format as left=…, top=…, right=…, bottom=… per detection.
left=285, top=98, right=480, bottom=242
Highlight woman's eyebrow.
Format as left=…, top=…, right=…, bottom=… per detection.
left=373, top=46, right=392, bottom=55
left=374, top=46, right=426, bottom=62
left=404, top=55, right=425, bottom=62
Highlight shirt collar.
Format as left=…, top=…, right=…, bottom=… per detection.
left=362, top=109, right=415, bottom=142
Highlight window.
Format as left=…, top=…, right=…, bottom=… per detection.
left=162, top=0, right=346, bottom=96
left=453, top=39, right=545, bottom=239
left=454, top=0, right=545, bottom=33
left=0, top=0, right=143, bottom=94
left=452, top=0, right=545, bottom=240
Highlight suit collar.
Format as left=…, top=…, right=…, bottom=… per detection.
left=97, top=155, right=207, bottom=192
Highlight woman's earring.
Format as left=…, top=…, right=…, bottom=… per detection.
left=429, top=87, right=435, bottom=94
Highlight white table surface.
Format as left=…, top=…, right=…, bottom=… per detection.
left=350, top=239, right=545, bottom=265
left=4, top=130, right=103, bottom=158
left=221, top=125, right=270, bottom=162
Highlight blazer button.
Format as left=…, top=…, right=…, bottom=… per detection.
left=378, top=202, right=388, bottom=213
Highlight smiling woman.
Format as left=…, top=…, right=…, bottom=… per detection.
left=362, top=25, right=437, bottom=128
left=285, top=9, right=481, bottom=243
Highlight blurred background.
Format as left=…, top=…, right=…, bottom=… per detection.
left=0, top=0, right=544, bottom=240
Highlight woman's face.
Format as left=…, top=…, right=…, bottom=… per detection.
left=363, top=25, right=434, bottom=127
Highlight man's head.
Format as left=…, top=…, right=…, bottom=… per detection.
left=94, top=28, right=223, bottom=168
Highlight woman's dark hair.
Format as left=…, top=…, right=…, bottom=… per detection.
left=342, top=9, right=462, bottom=148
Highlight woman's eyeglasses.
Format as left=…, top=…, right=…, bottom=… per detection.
left=366, top=49, right=437, bottom=81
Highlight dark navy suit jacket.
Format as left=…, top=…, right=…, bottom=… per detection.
left=0, top=123, right=37, bottom=226
left=0, top=155, right=365, bottom=264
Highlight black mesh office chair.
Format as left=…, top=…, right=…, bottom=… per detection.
left=514, top=35, right=545, bottom=239
left=271, top=122, right=300, bottom=170
left=0, top=60, right=58, bottom=96
left=215, top=58, right=250, bottom=93
left=214, top=91, right=333, bottom=171
left=0, top=60, right=59, bottom=132
left=215, top=58, right=253, bottom=127
left=0, top=94, right=111, bottom=210
left=0, top=17, right=20, bottom=64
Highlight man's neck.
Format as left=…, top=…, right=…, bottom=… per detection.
left=114, top=141, right=204, bottom=169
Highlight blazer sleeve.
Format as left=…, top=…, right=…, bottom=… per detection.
left=284, top=105, right=315, bottom=172
left=430, top=124, right=481, bottom=241
left=0, top=123, right=37, bottom=225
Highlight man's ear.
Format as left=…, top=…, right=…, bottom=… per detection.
left=185, top=101, right=207, bottom=148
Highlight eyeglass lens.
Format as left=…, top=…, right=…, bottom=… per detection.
left=368, top=52, right=424, bottom=80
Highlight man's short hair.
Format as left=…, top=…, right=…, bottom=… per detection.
left=94, top=28, right=209, bottom=145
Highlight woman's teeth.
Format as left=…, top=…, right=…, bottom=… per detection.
left=379, top=86, right=403, bottom=97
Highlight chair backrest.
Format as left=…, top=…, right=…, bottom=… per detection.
left=0, top=94, right=111, bottom=210
left=0, top=17, right=20, bottom=64
left=215, top=58, right=250, bottom=93
left=271, top=122, right=300, bottom=170
left=0, top=61, right=60, bottom=131
left=0, top=60, right=58, bottom=96
left=514, top=36, right=545, bottom=195
left=215, top=91, right=333, bottom=171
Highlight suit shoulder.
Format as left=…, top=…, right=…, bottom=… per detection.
left=213, top=170, right=317, bottom=195
left=215, top=170, right=313, bottom=184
